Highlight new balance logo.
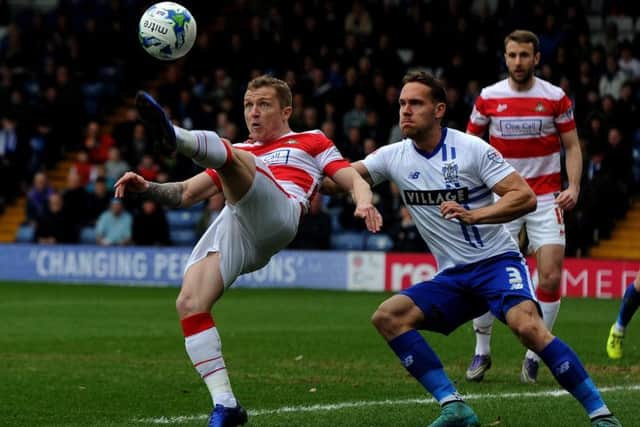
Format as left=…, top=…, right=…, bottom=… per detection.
left=401, top=355, right=414, bottom=368
left=555, top=361, right=570, bottom=375
left=408, top=171, right=420, bottom=179
left=497, top=104, right=508, bottom=112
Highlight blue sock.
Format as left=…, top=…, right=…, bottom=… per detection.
left=617, top=283, right=640, bottom=328
left=388, top=330, right=458, bottom=403
left=539, top=338, right=607, bottom=416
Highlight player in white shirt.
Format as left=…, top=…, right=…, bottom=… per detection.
left=328, top=71, right=619, bottom=427
left=115, top=75, right=382, bottom=427
left=466, top=29, right=582, bottom=384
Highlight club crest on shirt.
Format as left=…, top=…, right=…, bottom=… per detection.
left=487, top=149, right=504, bottom=164
left=442, top=162, right=459, bottom=185
left=534, top=102, right=546, bottom=112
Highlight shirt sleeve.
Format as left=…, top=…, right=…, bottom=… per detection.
left=474, top=138, right=515, bottom=189
left=554, top=94, right=577, bottom=133
left=466, top=95, right=489, bottom=136
left=362, top=145, right=392, bottom=186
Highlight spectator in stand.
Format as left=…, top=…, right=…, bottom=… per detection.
left=136, top=153, right=160, bottom=181
left=288, top=193, right=332, bottom=250
left=342, top=92, right=368, bottom=137
left=28, top=123, right=50, bottom=177
left=34, top=192, right=74, bottom=244
left=618, top=42, right=640, bottom=83
left=62, top=169, right=92, bottom=242
left=132, top=199, right=170, bottom=246
left=600, top=127, right=633, bottom=221
left=71, top=149, right=93, bottom=187
left=95, top=198, right=132, bottom=246
left=104, top=146, right=130, bottom=188
left=112, top=107, right=139, bottom=152
left=342, top=126, right=365, bottom=162
left=88, top=176, right=112, bottom=224
left=84, top=120, right=115, bottom=164
left=344, top=0, right=373, bottom=42
left=0, top=116, right=19, bottom=204
left=615, top=82, right=638, bottom=139
left=599, top=54, right=627, bottom=100
left=391, top=205, right=429, bottom=253
left=128, top=123, right=148, bottom=166
left=26, top=171, right=54, bottom=223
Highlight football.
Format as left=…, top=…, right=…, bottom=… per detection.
left=138, top=2, right=197, bottom=61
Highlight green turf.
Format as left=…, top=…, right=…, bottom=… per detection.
left=0, top=281, right=638, bottom=426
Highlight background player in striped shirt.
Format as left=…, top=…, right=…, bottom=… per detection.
left=115, top=75, right=382, bottom=427
left=466, top=29, right=583, bottom=384
left=323, top=70, right=619, bottom=427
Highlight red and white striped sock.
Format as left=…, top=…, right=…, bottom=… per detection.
left=181, top=312, right=237, bottom=408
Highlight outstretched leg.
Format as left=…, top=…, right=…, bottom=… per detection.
left=136, top=90, right=256, bottom=204
left=177, top=253, right=247, bottom=427
left=506, top=300, right=621, bottom=426
left=607, top=272, right=640, bottom=359
left=372, top=295, right=480, bottom=427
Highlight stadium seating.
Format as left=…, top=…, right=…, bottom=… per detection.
left=170, top=229, right=198, bottom=246
left=330, top=231, right=366, bottom=250
left=365, top=233, right=394, bottom=251
left=15, top=224, right=35, bottom=243
left=327, top=206, right=343, bottom=232
left=80, top=226, right=97, bottom=244
left=167, top=209, right=200, bottom=230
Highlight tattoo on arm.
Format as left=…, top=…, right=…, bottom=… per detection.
left=145, top=182, right=184, bottom=208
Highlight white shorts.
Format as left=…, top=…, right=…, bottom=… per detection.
left=505, top=194, right=565, bottom=253
left=185, top=161, right=301, bottom=288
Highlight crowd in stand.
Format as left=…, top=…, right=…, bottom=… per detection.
left=3, top=0, right=640, bottom=255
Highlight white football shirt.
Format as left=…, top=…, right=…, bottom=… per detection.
left=363, top=127, right=520, bottom=271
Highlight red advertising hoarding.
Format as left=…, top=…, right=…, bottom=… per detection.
left=384, top=253, right=639, bottom=299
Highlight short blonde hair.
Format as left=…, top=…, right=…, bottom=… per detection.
left=247, top=75, right=292, bottom=108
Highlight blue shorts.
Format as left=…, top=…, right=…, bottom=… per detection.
left=400, top=252, right=537, bottom=335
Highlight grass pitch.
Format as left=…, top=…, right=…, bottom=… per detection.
left=1, top=281, right=638, bottom=426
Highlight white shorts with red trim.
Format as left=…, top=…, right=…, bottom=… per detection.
left=505, top=194, right=565, bottom=253
left=185, top=159, right=301, bottom=288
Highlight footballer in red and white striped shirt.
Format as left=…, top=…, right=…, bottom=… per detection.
left=465, top=29, right=582, bottom=385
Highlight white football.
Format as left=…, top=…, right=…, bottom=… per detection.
left=138, top=2, right=197, bottom=61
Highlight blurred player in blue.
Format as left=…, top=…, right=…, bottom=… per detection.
left=606, top=270, right=640, bottom=359
left=325, top=71, right=621, bottom=427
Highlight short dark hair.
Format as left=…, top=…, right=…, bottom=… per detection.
left=402, top=70, right=447, bottom=104
left=247, top=75, right=293, bottom=108
left=504, top=30, right=539, bottom=53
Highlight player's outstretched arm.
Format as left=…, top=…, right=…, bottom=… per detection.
left=331, top=165, right=382, bottom=233
left=114, top=171, right=218, bottom=208
left=319, top=161, right=373, bottom=195
left=440, top=172, right=536, bottom=224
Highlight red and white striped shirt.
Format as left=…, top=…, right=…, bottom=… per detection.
left=207, top=130, right=350, bottom=210
left=466, top=77, right=576, bottom=196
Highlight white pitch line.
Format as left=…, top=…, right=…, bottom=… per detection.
left=134, top=384, right=640, bottom=424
